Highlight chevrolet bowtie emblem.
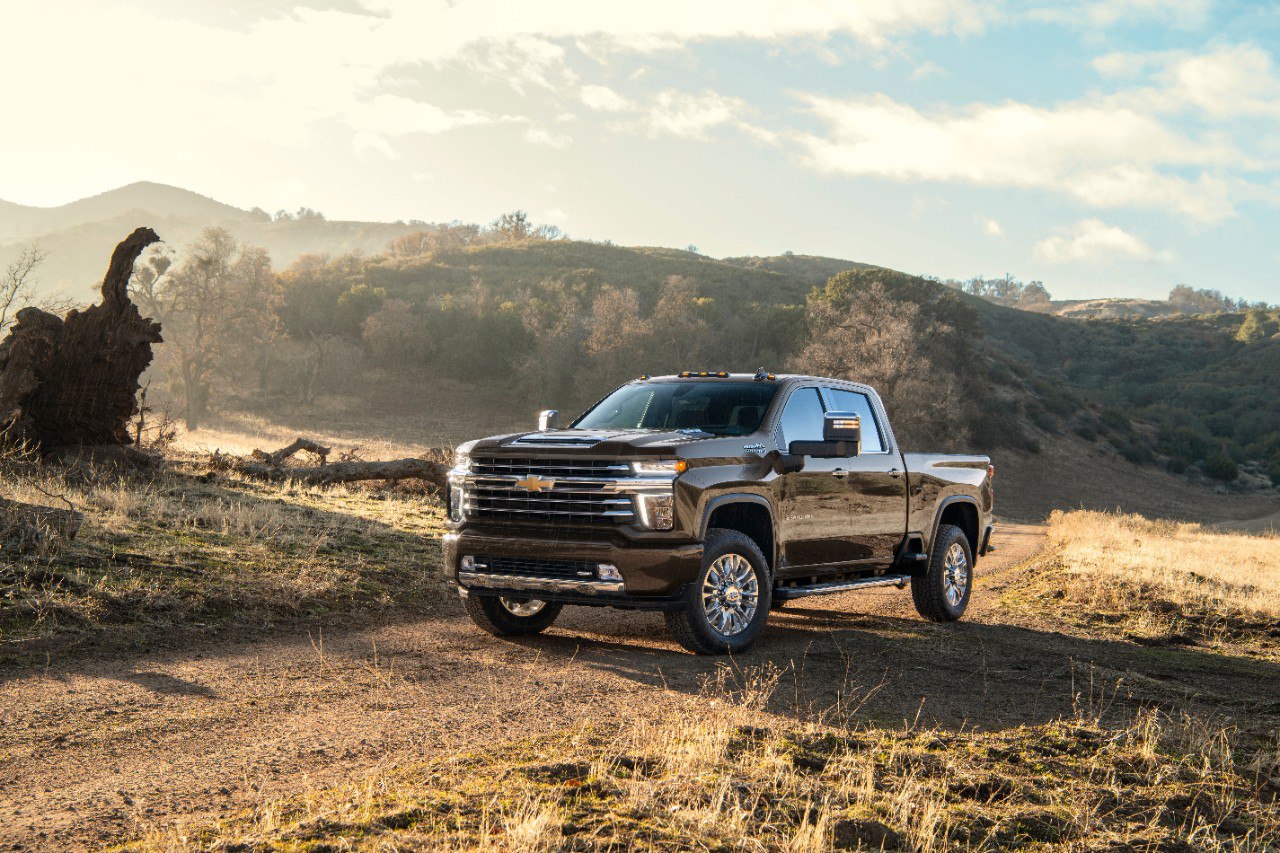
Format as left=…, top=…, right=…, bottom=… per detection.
left=515, top=474, right=555, bottom=492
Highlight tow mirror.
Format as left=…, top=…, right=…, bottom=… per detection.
left=787, top=412, right=861, bottom=460
left=823, top=411, right=861, bottom=449
left=537, top=409, right=559, bottom=431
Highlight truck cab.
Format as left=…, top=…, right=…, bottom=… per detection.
left=443, top=372, right=993, bottom=654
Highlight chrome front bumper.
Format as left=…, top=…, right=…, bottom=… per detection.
left=455, top=569, right=626, bottom=596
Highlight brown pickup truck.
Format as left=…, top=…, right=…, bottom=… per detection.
left=443, top=371, right=994, bottom=654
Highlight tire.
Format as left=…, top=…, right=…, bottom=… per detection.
left=464, top=594, right=563, bottom=636
left=665, top=528, right=772, bottom=654
left=911, top=523, right=973, bottom=622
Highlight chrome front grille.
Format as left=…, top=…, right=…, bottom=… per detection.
left=471, top=456, right=629, bottom=478
left=466, top=456, right=636, bottom=524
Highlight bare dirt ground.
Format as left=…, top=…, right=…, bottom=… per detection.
left=3, top=522, right=1279, bottom=851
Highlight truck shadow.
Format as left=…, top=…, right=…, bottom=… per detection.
left=523, top=606, right=1280, bottom=732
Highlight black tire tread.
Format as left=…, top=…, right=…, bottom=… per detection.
left=910, top=524, right=971, bottom=623
left=464, top=594, right=563, bottom=636
left=665, top=528, right=771, bottom=654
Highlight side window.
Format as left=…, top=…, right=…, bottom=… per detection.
left=825, top=388, right=886, bottom=453
left=777, top=387, right=825, bottom=448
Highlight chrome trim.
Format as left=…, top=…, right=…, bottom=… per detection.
left=457, top=570, right=626, bottom=596
left=461, top=473, right=675, bottom=492
left=774, top=574, right=911, bottom=600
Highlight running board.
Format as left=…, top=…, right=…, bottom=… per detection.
left=774, top=573, right=911, bottom=600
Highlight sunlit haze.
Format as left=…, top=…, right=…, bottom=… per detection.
left=4, top=0, right=1279, bottom=301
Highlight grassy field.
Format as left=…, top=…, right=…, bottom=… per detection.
left=108, top=510, right=1280, bottom=852
left=1009, top=510, right=1280, bottom=660
left=125, top=668, right=1280, bottom=852
left=0, top=452, right=448, bottom=651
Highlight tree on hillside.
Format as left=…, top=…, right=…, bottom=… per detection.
left=0, top=243, right=76, bottom=333
left=491, top=210, right=531, bottom=241
left=791, top=280, right=968, bottom=447
left=131, top=227, right=277, bottom=429
left=649, top=275, right=709, bottom=372
left=518, top=280, right=586, bottom=404
left=584, top=287, right=652, bottom=386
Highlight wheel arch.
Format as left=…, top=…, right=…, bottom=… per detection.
left=700, top=494, right=776, bottom=572
left=929, top=497, right=980, bottom=556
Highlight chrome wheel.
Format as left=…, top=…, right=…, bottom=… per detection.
left=942, top=543, right=969, bottom=607
left=499, top=597, right=547, bottom=617
left=701, top=553, right=759, bottom=637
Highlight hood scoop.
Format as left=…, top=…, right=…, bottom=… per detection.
left=510, top=431, right=607, bottom=447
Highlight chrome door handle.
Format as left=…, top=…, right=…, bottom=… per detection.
left=831, top=468, right=849, bottom=479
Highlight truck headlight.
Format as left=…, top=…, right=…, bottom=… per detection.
left=449, top=483, right=467, bottom=522
left=453, top=449, right=472, bottom=471
left=632, top=459, right=687, bottom=477
left=636, top=493, right=675, bottom=530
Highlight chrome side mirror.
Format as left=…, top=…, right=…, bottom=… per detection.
left=537, top=409, right=560, bottom=431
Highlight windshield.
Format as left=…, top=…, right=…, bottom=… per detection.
left=574, top=381, right=780, bottom=436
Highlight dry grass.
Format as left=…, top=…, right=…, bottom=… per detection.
left=125, top=665, right=1280, bottom=852
left=0, top=452, right=449, bottom=648
left=1012, top=510, right=1280, bottom=655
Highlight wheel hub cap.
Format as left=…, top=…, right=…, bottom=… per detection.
left=701, top=553, right=758, bottom=638
left=942, top=543, right=969, bottom=607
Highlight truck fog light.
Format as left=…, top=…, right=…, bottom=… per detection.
left=637, top=494, right=675, bottom=530
left=460, top=555, right=477, bottom=572
left=597, top=563, right=623, bottom=581
left=449, top=484, right=466, bottom=522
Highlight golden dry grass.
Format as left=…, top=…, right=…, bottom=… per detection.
left=124, top=665, right=1280, bottom=852
left=0, top=452, right=448, bottom=646
left=1014, top=510, right=1280, bottom=654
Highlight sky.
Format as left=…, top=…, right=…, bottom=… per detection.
left=3, top=0, right=1279, bottom=302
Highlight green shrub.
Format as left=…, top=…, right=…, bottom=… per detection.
left=1203, top=452, right=1239, bottom=482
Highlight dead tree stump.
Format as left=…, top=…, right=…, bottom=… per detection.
left=0, top=227, right=162, bottom=453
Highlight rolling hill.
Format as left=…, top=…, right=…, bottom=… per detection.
left=0, top=181, right=421, bottom=299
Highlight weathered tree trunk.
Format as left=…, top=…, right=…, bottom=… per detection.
left=0, top=227, right=162, bottom=452
left=238, top=457, right=448, bottom=489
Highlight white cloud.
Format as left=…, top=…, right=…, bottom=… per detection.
left=580, top=85, right=631, bottom=112
left=524, top=126, right=572, bottom=149
left=645, top=91, right=750, bottom=140
left=982, top=218, right=1004, bottom=238
left=1030, top=0, right=1212, bottom=29
left=1033, top=219, right=1167, bottom=264
left=796, top=92, right=1244, bottom=222
left=911, top=61, right=946, bottom=80
left=1096, top=43, right=1280, bottom=119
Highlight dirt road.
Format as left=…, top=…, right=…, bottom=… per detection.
left=3, top=523, right=1276, bottom=851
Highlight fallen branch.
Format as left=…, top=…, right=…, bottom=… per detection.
left=250, top=437, right=331, bottom=467
left=238, top=457, right=448, bottom=489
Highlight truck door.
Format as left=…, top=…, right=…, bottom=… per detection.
left=774, top=386, right=871, bottom=569
left=821, top=387, right=908, bottom=566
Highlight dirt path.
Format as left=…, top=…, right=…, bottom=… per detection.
left=3, top=522, right=1277, bottom=851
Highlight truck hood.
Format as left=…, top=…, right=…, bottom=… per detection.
left=464, top=428, right=759, bottom=460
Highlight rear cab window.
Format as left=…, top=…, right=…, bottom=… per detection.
left=823, top=387, right=886, bottom=453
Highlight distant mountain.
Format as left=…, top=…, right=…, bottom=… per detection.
left=0, top=181, right=421, bottom=300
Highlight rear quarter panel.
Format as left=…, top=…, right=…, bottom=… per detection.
left=903, top=453, right=993, bottom=548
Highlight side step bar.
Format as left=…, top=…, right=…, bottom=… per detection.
left=775, top=573, right=911, bottom=600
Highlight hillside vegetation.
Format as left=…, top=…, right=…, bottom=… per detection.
left=4, top=185, right=1277, bottom=489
